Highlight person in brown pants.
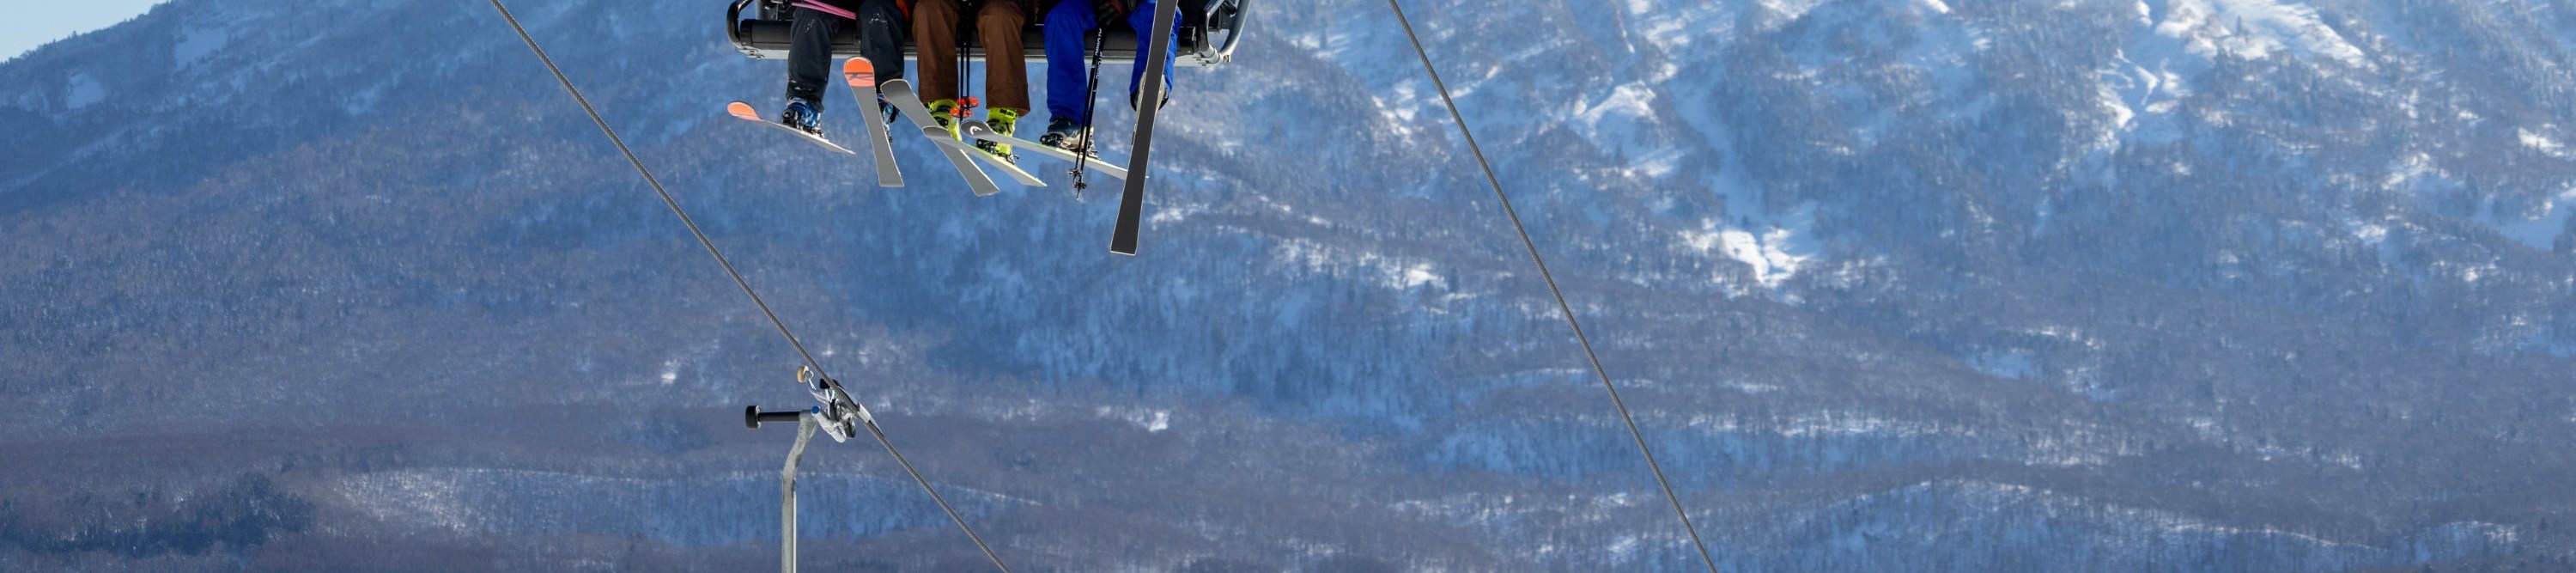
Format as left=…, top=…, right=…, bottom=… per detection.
left=913, top=0, right=1034, bottom=161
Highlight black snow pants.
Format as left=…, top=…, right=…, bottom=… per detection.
left=786, top=0, right=907, bottom=111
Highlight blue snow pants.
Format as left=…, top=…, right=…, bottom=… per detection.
left=1042, top=1, right=1180, bottom=125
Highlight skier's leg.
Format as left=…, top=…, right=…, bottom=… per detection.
left=1123, top=0, right=1177, bottom=108
left=978, top=0, right=1031, bottom=115
left=786, top=6, right=845, bottom=111
left=853, top=0, right=907, bottom=84
left=913, top=0, right=963, bottom=104
left=1042, top=0, right=1101, bottom=123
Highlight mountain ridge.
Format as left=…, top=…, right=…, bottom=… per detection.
left=3, top=0, right=2573, bottom=570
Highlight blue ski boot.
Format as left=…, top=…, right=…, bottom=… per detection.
left=779, top=97, right=823, bottom=137
left=1037, top=117, right=1091, bottom=155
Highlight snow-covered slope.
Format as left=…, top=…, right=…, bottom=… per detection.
left=3, top=0, right=2573, bottom=570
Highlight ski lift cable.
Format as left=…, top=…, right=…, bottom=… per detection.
left=1381, top=2, right=1722, bottom=570
left=483, top=3, right=1019, bottom=571
left=482, top=0, right=826, bottom=380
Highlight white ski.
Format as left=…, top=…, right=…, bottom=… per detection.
left=962, top=120, right=1127, bottom=180
left=726, top=101, right=854, bottom=155
left=840, top=59, right=903, bottom=188
left=878, top=79, right=1001, bottom=197
left=926, top=130, right=1047, bottom=187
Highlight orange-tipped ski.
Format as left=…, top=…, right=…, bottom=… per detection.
left=724, top=101, right=854, bottom=155
left=727, top=101, right=763, bottom=121
left=842, top=59, right=903, bottom=187
left=841, top=58, right=875, bottom=88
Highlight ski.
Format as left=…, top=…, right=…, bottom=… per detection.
left=878, top=79, right=1002, bottom=197
left=726, top=101, right=856, bottom=155
left=1111, top=0, right=1183, bottom=255
left=841, top=59, right=904, bottom=188
left=963, top=120, right=1127, bottom=180
left=927, top=131, right=1047, bottom=186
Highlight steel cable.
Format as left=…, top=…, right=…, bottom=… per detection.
left=483, top=2, right=1018, bottom=570
left=1381, top=1, right=1722, bottom=570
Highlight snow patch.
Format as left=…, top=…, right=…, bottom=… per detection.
left=337, top=470, right=478, bottom=532
left=335, top=468, right=1011, bottom=546
left=176, top=24, right=232, bottom=67
left=2483, top=187, right=2576, bottom=250
left=2145, top=0, right=2368, bottom=68
left=1760, top=0, right=1833, bottom=25
left=1631, top=147, right=1685, bottom=179
left=2385, top=153, right=2463, bottom=197
left=2343, top=214, right=2391, bottom=245
left=1271, top=238, right=1449, bottom=292
left=1574, top=83, right=1656, bottom=130
left=2519, top=128, right=2571, bottom=158
left=1394, top=263, right=1442, bottom=290
left=1683, top=203, right=1822, bottom=290
left=1097, top=406, right=1171, bottom=432
left=1964, top=351, right=2038, bottom=380
left=64, top=74, right=104, bottom=111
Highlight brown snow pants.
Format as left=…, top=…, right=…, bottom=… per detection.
left=912, top=0, right=1031, bottom=113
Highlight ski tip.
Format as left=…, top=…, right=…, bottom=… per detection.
left=841, top=58, right=875, bottom=88
left=726, top=101, right=761, bottom=121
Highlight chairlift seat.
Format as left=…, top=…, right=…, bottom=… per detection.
left=726, top=0, right=1246, bottom=67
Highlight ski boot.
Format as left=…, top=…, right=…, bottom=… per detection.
left=877, top=94, right=900, bottom=125
left=926, top=99, right=963, bottom=140
left=977, top=108, right=1020, bottom=164
left=1038, top=116, right=1091, bottom=155
left=779, top=97, right=823, bottom=137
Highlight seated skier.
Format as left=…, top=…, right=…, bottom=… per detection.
left=912, top=0, right=1034, bottom=162
left=776, top=0, right=909, bottom=135
left=1036, top=0, right=1180, bottom=153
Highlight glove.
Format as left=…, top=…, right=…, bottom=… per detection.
left=1092, top=0, right=1131, bottom=19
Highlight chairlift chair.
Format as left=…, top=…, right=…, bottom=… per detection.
left=726, top=0, right=1249, bottom=67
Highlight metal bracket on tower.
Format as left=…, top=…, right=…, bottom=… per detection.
left=797, top=365, right=869, bottom=442
left=745, top=367, right=883, bottom=572
left=748, top=406, right=823, bottom=573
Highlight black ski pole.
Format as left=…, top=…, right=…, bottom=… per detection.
left=1072, top=27, right=1106, bottom=196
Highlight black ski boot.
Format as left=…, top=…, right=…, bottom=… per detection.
left=779, top=97, right=823, bottom=136
left=1037, top=117, right=1090, bottom=155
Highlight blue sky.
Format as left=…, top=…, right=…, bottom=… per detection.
left=3, top=0, right=167, bottom=62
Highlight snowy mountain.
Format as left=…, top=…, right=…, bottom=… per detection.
left=3, top=0, right=2573, bottom=570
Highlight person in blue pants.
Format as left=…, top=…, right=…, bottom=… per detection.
left=1036, top=0, right=1178, bottom=153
